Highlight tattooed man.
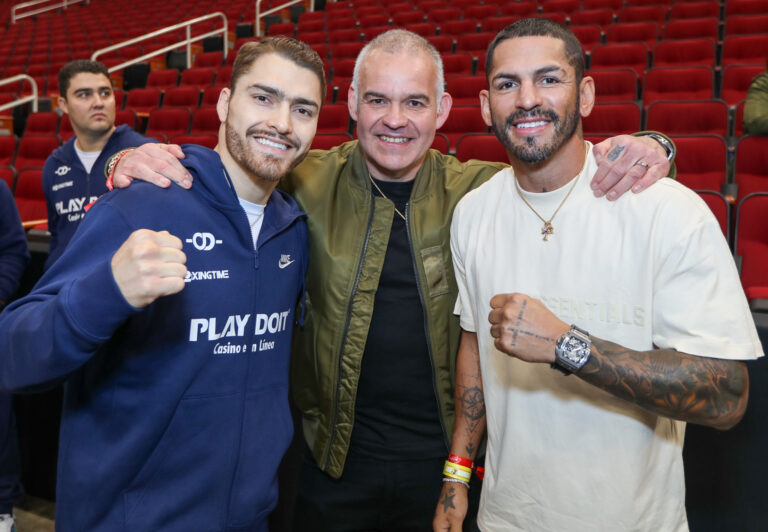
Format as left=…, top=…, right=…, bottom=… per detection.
left=435, top=19, right=763, bottom=532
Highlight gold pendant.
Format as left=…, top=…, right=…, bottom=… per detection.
left=542, top=221, right=554, bottom=241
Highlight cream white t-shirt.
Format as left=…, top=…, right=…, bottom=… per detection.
left=238, top=198, right=265, bottom=249
left=451, top=145, right=763, bottom=532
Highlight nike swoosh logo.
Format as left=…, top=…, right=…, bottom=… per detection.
left=278, top=260, right=295, bottom=269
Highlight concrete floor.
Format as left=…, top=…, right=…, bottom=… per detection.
left=13, top=497, right=54, bottom=532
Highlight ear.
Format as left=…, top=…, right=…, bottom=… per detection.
left=216, top=88, right=231, bottom=123
left=479, top=89, right=492, bottom=128
left=57, top=96, right=68, bottom=114
left=578, top=76, right=595, bottom=118
left=434, top=91, right=453, bottom=130
left=347, top=85, right=357, bottom=122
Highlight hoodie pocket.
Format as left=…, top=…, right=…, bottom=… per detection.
left=123, top=394, right=239, bottom=532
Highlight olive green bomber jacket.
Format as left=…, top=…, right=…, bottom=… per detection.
left=282, top=141, right=504, bottom=479
left=281, top=135, right=675, bottom=479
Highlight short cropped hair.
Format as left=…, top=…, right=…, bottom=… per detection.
left=59, top=60, right=111, bottom=98
left=352, top=29, right=444, bottom=105
left=485, top=18, right=585, bottom=83
left=231, top=37, right=327, bottom=104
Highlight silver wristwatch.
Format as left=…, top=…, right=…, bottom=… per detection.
left=644, top=133, right=675, bottom=162
left=552, top=325, right=592, bottom=375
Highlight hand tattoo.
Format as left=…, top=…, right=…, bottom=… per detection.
left=440, top=485, right=456, bottom=513
left=606, top=144, right=626, bottom=162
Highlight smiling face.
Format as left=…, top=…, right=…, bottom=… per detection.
left=216, top=52, right=322, bottom=184
left=480, top=36, right=593, bottom=165
left=348, top=49, right=452, bottom=182
left=58, top=72, right=116, bottom=140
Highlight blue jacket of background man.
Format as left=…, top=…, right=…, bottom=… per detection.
left=0, top=180, right=30, bottom=304
left=42, top=124, right=157, bottom=270
left=0, top=145, right=309, bottom=532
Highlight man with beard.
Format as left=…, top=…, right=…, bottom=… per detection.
left=43, top=60, right=157, bottom=269
left=0, top=38, right=323, bottom=532
left=109, top=29, right=674, bottom=531
left=435, top=19, right=762, bottom=532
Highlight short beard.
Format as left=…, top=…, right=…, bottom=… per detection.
left=224, top=120, right=304, bottom=182
left=492, top=99, right=580, bottom=164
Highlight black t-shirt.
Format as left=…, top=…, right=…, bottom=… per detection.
left=349, top=177, right=447, bottom=460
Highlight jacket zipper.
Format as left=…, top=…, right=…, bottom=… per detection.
left=323, top=193, right=376, bottom=470
left=405, top=202, right=450, bottom=449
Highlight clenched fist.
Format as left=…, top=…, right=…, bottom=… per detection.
left=488, top=293, right=569, bottom=364
left=111, top=229, right=187, bottom=308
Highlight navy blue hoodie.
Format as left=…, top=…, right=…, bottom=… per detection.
left=0, top=146, right=308, bottom=531
left=42, top=124, right=155, bottom=269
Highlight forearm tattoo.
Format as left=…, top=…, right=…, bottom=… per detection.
left=580, top=337, right=748, bottom=430
left=606, top=144, right=626, bottom=162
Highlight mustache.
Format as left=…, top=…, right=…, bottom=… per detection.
left=504, top=109, right=559, bottom=130
left=245, top=127, right=300, bottom=150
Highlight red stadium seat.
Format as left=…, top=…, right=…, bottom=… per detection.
left=642, top=67, right=714, bottom=106
left=328, top=29, right=362, bottom=45
left=606, top=22, right=658, bottom=50
left=267, top=22, right=295, bottom=37
left=646, top=100, right=728, bottom=136
left=455, top=32, right=496, bottom=59
left=441, top=19, right=479, bottom=37
left=317, top=104, right=351, bottom=134
left=426, top=36, right=454, bottom=54
left=498, top=2, right=539, bottom=18
left=725, top=14, right=768, bottom=37
left=115, top=109, right=138, bottom=130
left=14, top=135, right=59, bottom=170
left=437, top=105, right=488, bottom=146
left=726, top=0, right=768, bottom=17
left=570, top=9, right=614, bottom=29
left=125, top=88, right=162, bottom=115
left=481, top=16, right=522, bottom=34
left=663, top=18, right=719, bottom=41
left=735, top=136, right=768, bottom=202
left=722, top=65, right=764, bottom=108
left=446, top=75, right=486, bottom=106
left=201, top=85, right=224, bottom=108
left=582, top=0, right=624, bottom=11
left=590, top=43, right=649, bottom=78
left=653, top=39, right=715, bottom=68
left=146, top=69, right=179, bottom=90
left=0, top=166, right=16, bottom=194
left=393, top=11, right=426, bottom=26
left=191, top=107, right=221, bottom=135
left=668, top=2, right=720, bottom=20
left=0, top=136, right=17, bottom=167
left=145, top=107, right=191, bottom=139
left=163, top=87, right=201, bottom=108
left=404, top=22, right=438, bottom=37
left=24, top=112, right=59, bottom=135
left=331, top=42, right=365, bottom=60
left=583, top=102, right=641, bottom=134
left=442, top=54, right=475, bottom=77
left=297, top=19, right=325, bottom=33
left=722, top=35, right=768, bottom=67
left=571, top=25, right=603, bottom=54
left=430, top=132, right=450, bottom=154
left=455, top=133, right=507, bottom=163
left=330, top=58, right=356, bottom=83
left=735, top=192, right=768, bottom=301
left=463, top=5, right=498, bottom=19
left=14, top=167, right=47, bottom=223
left=618, top=5, right=667, bottom=26
left=179, top=68, right=216, bottom=88
left=327, top=17, right=357, bottom=32
left=671, top=135, right=729, bottom=193
left=588, top=68, right=639, bottom=102
left=428, top=8, right=461, bottom=23
left=193, top=51, right=224, bottom=68
left=358, top=15, right=389, bottom=30
left=311, top=133, right=353, bottom=150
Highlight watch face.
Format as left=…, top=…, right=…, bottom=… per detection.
left=562, top=336, right=589, bottom=363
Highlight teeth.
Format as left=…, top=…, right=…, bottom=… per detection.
left=380, top=135, right=409, bottom=144
left=516, top=121, right=548, bottom=129
left=255, top=137, right=289, bottom=150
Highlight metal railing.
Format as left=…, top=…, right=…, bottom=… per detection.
left=255, top=0, right=315, bottom=37
left=92, top=12, right=228, bottom=73
left=0, top=75, right=37, bottom=113
left=11, top=0, right=89, bottom=24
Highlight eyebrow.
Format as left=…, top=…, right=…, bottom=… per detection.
left=249, top=83, right=320, bottom=110
left=492, top=65, right=566, bottom=84
left=73, top=86, right=112, bottom=94
left=362, top=90, right=431, bottom=103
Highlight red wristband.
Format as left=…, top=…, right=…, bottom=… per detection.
left=105, top=148, right=134, bottom=191
left=475, top=466, right=485, bottom=481
left=448, top=453, right=474, bottom=470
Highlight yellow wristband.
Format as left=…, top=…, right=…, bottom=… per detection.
left=443, top=460, right=472, bottom=482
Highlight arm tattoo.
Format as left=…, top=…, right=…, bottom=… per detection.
left=440, top=485, right=456, bottom=513
left=606, top=144, right=626, bottom=162
left=459, top=386, right=485, bottom=435
left=579, top=337, right=749, bottom=430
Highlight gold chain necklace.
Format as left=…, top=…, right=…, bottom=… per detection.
left=368, top=173, right=407, bottom=222
left=514, top=143, right=588, bottom=241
